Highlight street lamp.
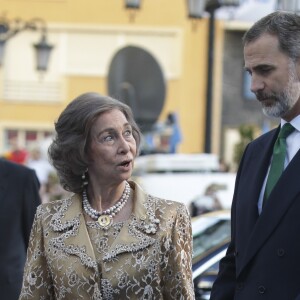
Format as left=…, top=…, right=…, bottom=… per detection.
left=0, top=15, right=53, bottom=72
left=186, top=0, right=240, bottom=153
left=276, top=0, right=300, bottom=13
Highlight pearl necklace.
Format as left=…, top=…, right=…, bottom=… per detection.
left=82, top=181, right=130, bottom=228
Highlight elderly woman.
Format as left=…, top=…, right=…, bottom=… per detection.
left=19, top=92, right=194, bottom=300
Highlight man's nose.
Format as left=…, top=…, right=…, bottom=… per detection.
left=250, top=74, right=264, bottom=93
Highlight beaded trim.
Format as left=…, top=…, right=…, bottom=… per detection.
left=82, top=182, right=130, bottom=222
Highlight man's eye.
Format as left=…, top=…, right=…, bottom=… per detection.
left=259, top=68, right=271, bottom=74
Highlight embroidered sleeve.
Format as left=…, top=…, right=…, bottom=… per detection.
left=162, top=203, right=195, bottom=299
left=19, top=206, right=55, bottom=300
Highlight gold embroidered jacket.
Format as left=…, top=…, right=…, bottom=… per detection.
left=19, top=181, right=195, bottom=300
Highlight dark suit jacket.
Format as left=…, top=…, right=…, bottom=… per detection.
left=0, top=159, right=40, bottom=300
left=211, top=126, right=300, bottom=300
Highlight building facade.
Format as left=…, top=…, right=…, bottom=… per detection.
left=0, top=0, right=226, bottom=155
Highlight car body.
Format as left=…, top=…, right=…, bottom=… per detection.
left=192, top=210, right=231, bottom=300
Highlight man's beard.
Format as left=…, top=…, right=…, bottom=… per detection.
left=256, top=62, right=300, bottom=118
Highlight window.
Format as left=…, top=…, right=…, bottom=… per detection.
left=25, top=131, right=38, bottom=146
left=3, top=128, right=54, bottom=153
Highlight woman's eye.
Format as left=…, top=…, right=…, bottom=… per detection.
left=103, top=135, right=113, bottom=142
left=124, top=129, right=132, bottom=136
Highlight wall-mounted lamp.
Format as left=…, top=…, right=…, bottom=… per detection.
left=186, top=0, right=240, bottom=153
left=125, top=0, right=142, bottom=22
left=0, top=14, right=54, bottom=72
left=187, top=0, right=240, bottom=18
left=186, top=0, right=206, bottom=18
left=276, top=0, right=300, bottom=13
left=125, top=0, right=142, bottom=9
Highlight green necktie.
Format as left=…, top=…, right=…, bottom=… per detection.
left=264, top=123, right=295, bottom=201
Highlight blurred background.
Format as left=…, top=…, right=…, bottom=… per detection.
left=0, top=0, right=297, bottom=207
left=1, top=1, right=299, bottom=298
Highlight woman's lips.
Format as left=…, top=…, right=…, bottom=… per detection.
left=117, top=160, right=132, bottom=171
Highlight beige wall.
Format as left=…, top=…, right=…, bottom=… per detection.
left=0, top=0, right=224, bottom=154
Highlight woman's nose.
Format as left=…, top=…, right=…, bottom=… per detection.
left=118, top=137, right=130, bottom=154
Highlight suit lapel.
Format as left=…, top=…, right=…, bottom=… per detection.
left=49, top=194, right=98, bottom=271
left=237, top=127, right=300, bottom=276
left=49, top=182, right=159, bottom=267
left=103, top=182, right=158, bottom=261
left=236, top=128, right=277, bottom=276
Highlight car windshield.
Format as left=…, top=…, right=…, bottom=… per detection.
left=192, top=215, right=230, bottom=259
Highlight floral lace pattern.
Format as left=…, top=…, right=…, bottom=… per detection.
left=19, top=182, right=194, bottom=299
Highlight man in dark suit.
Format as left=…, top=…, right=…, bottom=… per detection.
left=0, top=158, right=41, bottom=299
left=210, top=12, right=300, bottom=300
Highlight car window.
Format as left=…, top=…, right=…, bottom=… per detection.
left=205, top=260, right=220, bottom=274
left=193, top=219, right=230, bottom=259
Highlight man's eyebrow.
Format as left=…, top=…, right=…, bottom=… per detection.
left=244, top=64, right=274, bottom=72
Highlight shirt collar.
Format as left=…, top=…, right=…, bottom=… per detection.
left=281, top=114, right=300, bottom=132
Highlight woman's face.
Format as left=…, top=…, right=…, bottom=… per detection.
left=87, top=109, right=137, bottom=185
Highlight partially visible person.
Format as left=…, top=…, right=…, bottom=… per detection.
left=19, top=92, right=194, bottom=299
left=165, top=112, right=182, bottom=153
left=211, top=11, right=300, bottom=299
left=190, top=184, right=223, bottom=217
left=27, top=146, right=54, bottom=203
left=4, top=137, right=29, bottom=165
left=218, top=158, right=230, bottom=172
left=0, top=158, right=41, bottom=300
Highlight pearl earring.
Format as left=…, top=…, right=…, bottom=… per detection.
left=82, top=169, right=88, bottom=186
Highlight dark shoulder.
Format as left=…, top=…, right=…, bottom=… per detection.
left=248, top=127, right=278, bottom=149
left=0, top=158, right=35, bottom=177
